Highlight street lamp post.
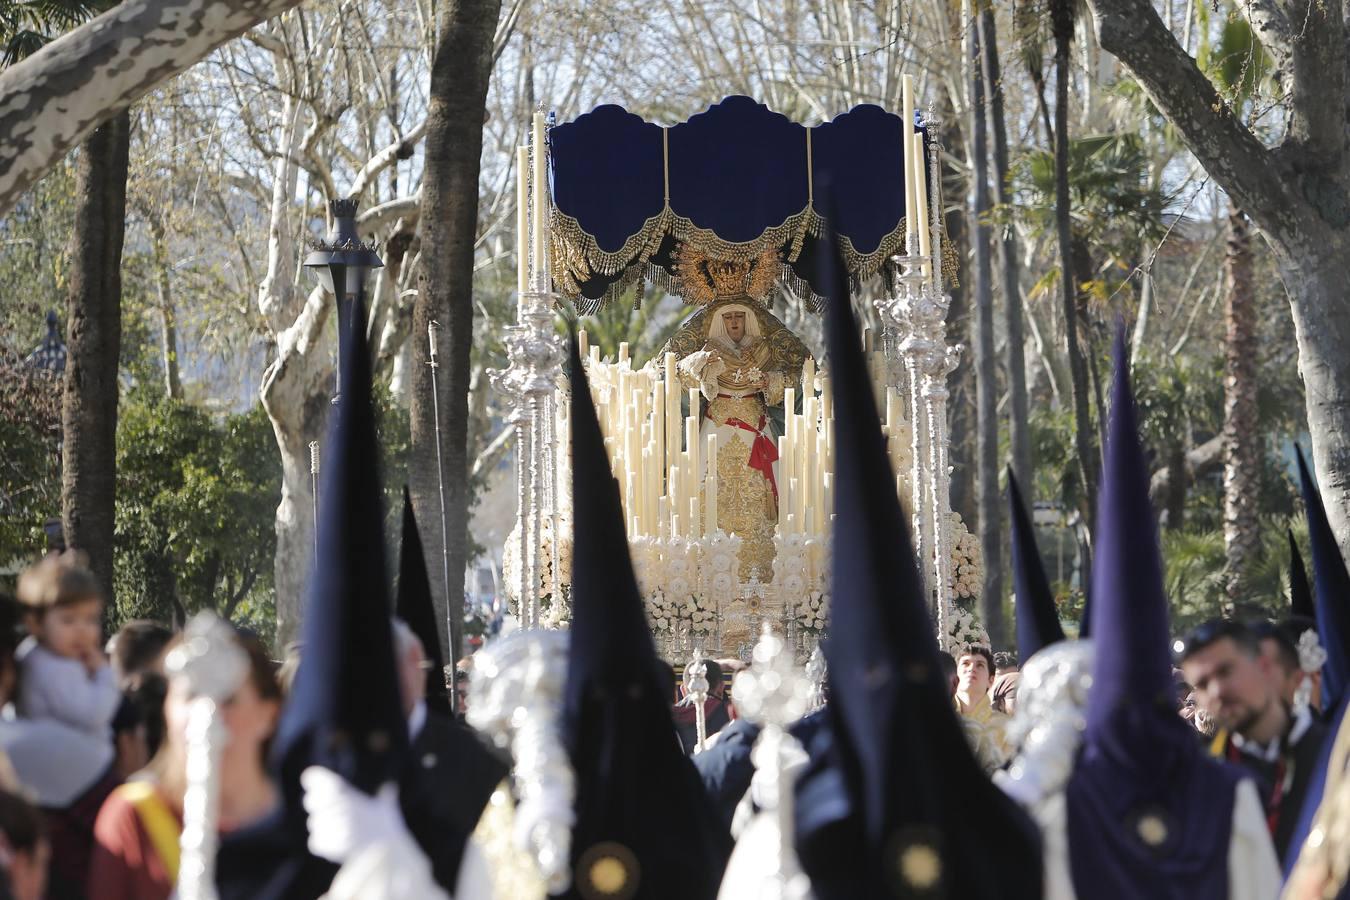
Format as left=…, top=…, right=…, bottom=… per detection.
left=303, top=198, right=383, bottom=403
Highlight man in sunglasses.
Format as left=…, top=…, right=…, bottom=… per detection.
left=1179, top=619, right=1327, bottom=859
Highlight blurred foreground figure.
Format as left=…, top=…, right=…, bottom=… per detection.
left=1005, top=331, right=1279, bottom=900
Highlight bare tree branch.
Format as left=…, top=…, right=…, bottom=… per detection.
left=359, top=190, right=423, bottom=232
left=348, top=120, right=428, bottom=198
left=1084, top=0, right=1300, bottom=229
left=0, top=0, right=306, bottom=215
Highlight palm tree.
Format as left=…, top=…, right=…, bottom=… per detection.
left=1048, top=0, right=1098, bottom=541
left=1201, top=12, right=1271, bottom=608
left=2, top=0, right=128, bottom=603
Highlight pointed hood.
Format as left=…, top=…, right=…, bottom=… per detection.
left=1008, top=469, right=1065, bottom=661
left=1063, top=325, right=1243, bottom=900
left=396, top=486, right=451, bottom=715
left=1295, top=444, right=1350, bottom=710
left=803, top=209, right=1041, bottom=899
left=1288, top=528, right=1314, bottom=619
left=272, top=294, right=408, bottom=802
left=562, top=336, right=730, bottom=900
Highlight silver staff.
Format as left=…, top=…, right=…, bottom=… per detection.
left=165, top=612, right=249, bottom=900
left=427, top=321, right=458, bottom=701
left=680, top=650, right=710, bottom=753
left=309, top=440, right=320, bottom=561
left=728, top=624, right=814, bottom=899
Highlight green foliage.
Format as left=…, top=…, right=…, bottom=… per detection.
left=1017, top=133, right=1172, bottom=251
left=113, top=391, right=280, bottom=634
left=0, top=0, right=116, bottom=65
left=562, top=293, right=694, bottom=367
left=1196, top=7, right=1274, bottom=103
left=1162, top=519, right=1299, bottom=632
left=0, top=360, right=61, bottom=568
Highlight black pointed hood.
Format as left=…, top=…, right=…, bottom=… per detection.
left=396, top=486, right=451, bottom=715
left=1288, top=528, right=1314, bottom=619
left=804, top=207, right=1041, bottom=899
left=561, top=336, right=730, bottom=900
left=1063, top=325, right=1243, bottom=900
left=1008, top=469, right=1065, bottom=661
left=1295, top=444, right=1350, bottom=710
left=271, top=294, right=407, bottom=803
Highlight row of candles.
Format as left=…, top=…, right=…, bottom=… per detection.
left=511, top=79, right=931, bottom=552
left=574, top=329, right=912, bottom=546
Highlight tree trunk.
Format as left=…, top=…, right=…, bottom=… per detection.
left=1079, top=0, right=1350, bottom=557
left=0, top=0, right=309, bottom=216
left=1052, top=1, right=1097, bottom=534
left=150, top=216, right=182, bottom=399
left=62, top=111, right=130, bottom=604
left=942, top=98, right=978, bottom=529
left=969, top=15, right=1005, bottom=647
left=412, top=0, right=501, bottom=668
left=979, top=4, right=1032, bottom=497
left=1222, top=207, right=1260, bottom=606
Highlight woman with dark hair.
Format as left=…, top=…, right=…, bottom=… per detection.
left=86, top=629, right=282, bottom=900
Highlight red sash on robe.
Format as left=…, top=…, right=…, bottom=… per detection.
left=709, top=409, right=779, bottom=502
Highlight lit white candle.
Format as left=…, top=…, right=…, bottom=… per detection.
left=532, top=112, right=548, bottom=286
left=625, top=473, right=636, bottom=532
left=516, top=146, right=529, bottom=297
left=618, top=341, right=629, bottom=367
left=705, top=434, right=718, bottom=537
left=914, top=133, right=932, bottom=276
left=777, top=436, right=790, bottom=527
left=801, top=395, right=816, bottom=530
left=669, top=466, right=682, bottom=536
left=706, top=474, right=718, bottom=538
left=690, top=496, right=700, bottom=538
left=902, top=74, right=917, bottom=251
left=665, top=353, right=680, bottom=488
left=823, top=472, right=834, bottom=527
left=686, top=414, right=700, bottom=483
left=578, top=327, right=589, bottom=358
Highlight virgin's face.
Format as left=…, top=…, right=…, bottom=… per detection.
left=723, top=311, right=747, bottom=342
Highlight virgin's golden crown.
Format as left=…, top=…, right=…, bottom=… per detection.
left=674, top=244, right=780, bottom=306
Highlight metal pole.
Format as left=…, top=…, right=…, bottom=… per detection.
left=427, top=321, right=459, bottom=704
left=309, top=440, right=320, bottom=561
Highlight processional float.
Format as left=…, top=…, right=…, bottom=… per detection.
left=497, top=86, right=986, bottom=661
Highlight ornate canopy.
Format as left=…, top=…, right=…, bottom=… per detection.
left=548, top=96, right=934, bottom=312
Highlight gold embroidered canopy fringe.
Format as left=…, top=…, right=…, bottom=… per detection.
left=546, top=96, right=957, bottom=313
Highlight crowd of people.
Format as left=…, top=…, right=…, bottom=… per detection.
left=7, top=247, right=1350, bottom=900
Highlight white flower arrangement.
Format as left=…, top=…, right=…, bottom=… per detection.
left=664, top=538, right=699, bottom=602
left=773, top=531, right=813, bottom=607
left=947, top=513, right=984, bottom=602
left=629, top=535, right=665, bottom=599
left=943, top=602, right=990, bottom=651
left=702, top=531, right=743, bottom=606
left=501, top=515, right=573, bottom=610
left=682, top=593, right=719, bottom=638
left=792, top=591, right=830, bottom=635
left=647, top=589, right=679, bottom=637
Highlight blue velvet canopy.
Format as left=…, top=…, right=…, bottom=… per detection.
left=548, top=96, right=942, bottom=312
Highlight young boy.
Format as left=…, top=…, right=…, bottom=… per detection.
left=14, top=553, right=120, bottom=737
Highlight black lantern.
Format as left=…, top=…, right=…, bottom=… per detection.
left=24, top=310, right=67, bottom=374
left=303, top=198, right=383, bottom=401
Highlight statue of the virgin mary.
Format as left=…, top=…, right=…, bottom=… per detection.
left=660, top=246, right=811, bottom=582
